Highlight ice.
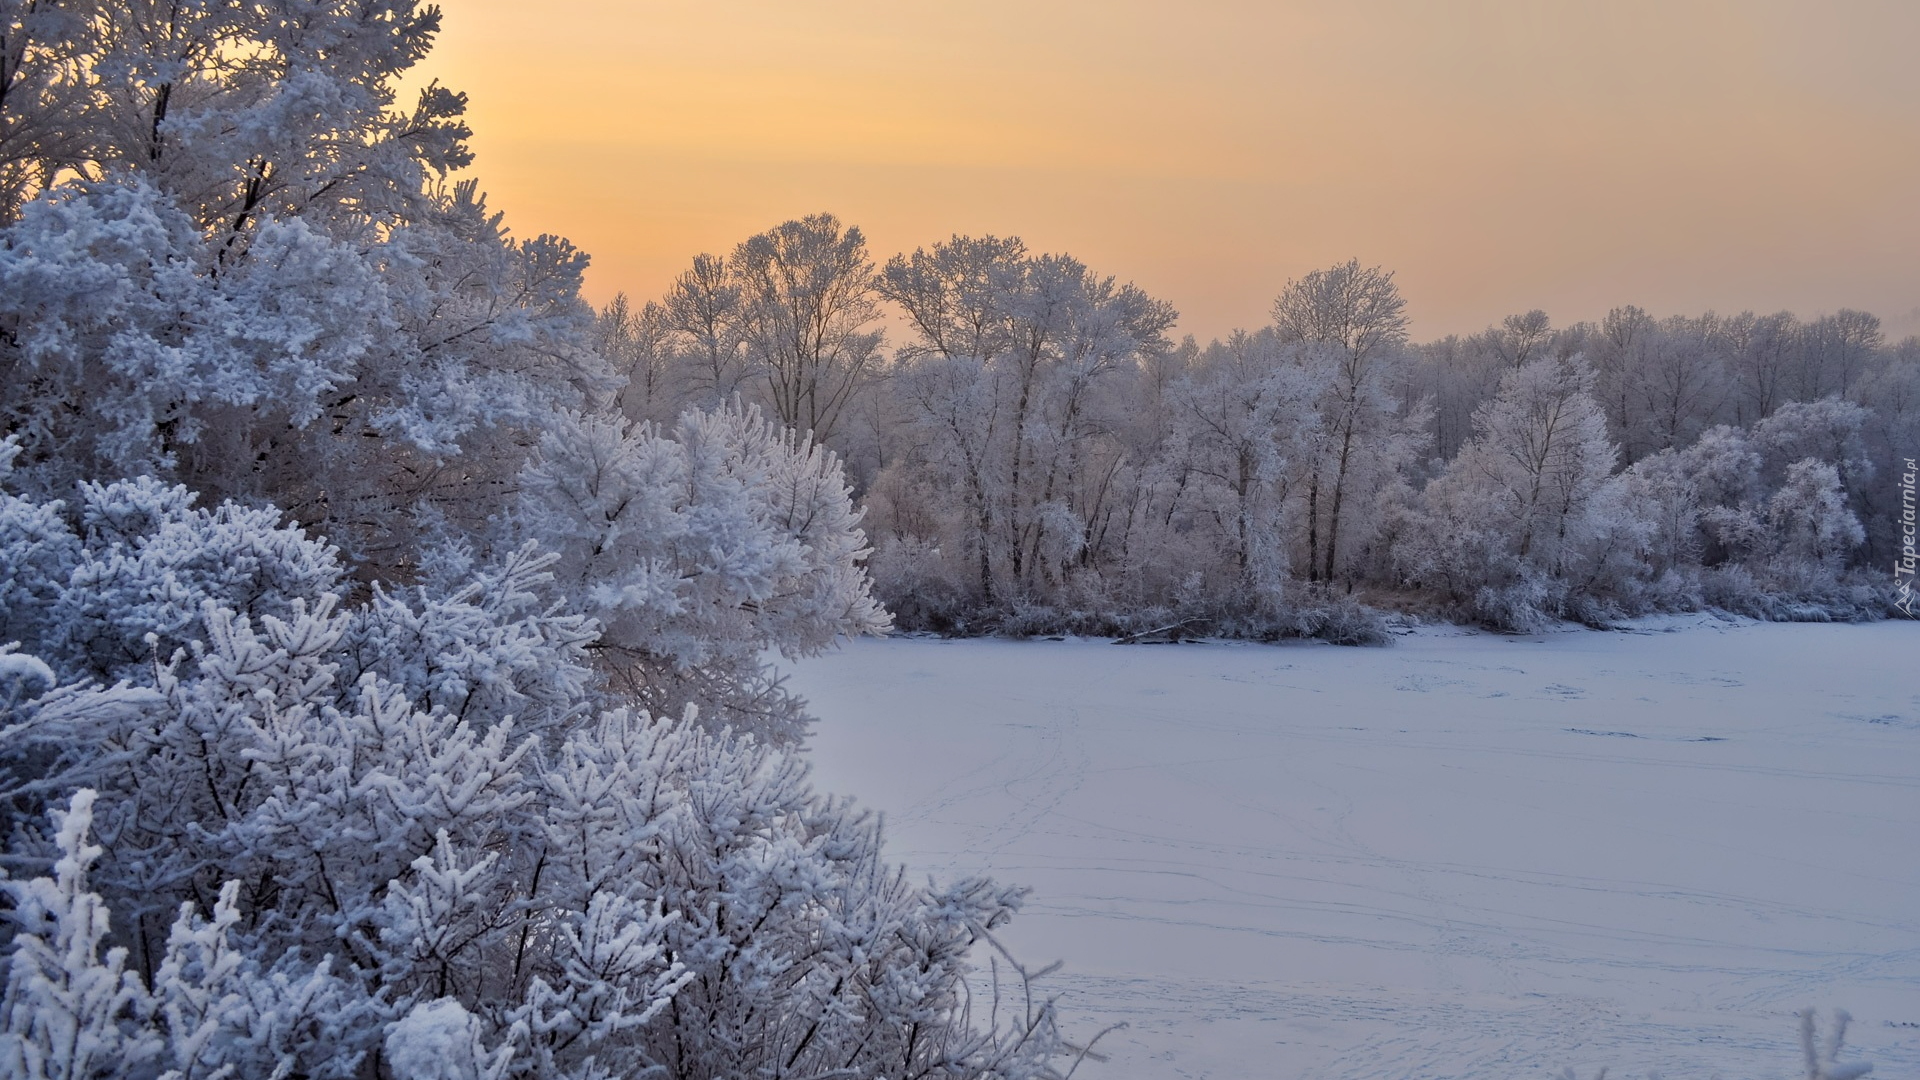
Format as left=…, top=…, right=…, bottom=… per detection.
left=787, top=619, right=1920, bottom=1079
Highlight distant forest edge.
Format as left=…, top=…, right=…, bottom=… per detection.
left=598, top=220, right=1914, bottom=637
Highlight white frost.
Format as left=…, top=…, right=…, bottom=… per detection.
left=385, top=999, right=499, bottom=1080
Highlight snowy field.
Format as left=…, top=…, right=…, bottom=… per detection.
left=784, top=619, right=1920, bottom=1080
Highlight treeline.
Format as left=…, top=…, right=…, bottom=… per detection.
left=604, top=219, right=1916, bottom=635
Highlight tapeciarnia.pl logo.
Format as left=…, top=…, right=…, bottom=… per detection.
left=1898, top=457, right=1916, bottom=616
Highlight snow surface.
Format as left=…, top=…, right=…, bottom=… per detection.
left=785, top=617, right=1920, bottom=1079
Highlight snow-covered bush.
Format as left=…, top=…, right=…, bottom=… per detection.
left=1402, top=368, right=1881, bottom=627
left=1798, top=1008, right=1874, bottom=1080
left=1628, top=422, right=1880, bottom=618
left=0, top=789, right=368, bottom=1080
left=1, top=788, right=165, bottom=1080
left=865, top=533, right=973, bottom=632
left=1695, top=456, right=1881, bottom=620
left=1765, top=459, right=1866, bottom=584
left=1397, top=356, right=1632, bottom=629
left=1287, top=585, right=1392, bottom=646
left=0, top=481, right=1056, bottom=1080
left=518, top=400, right=889, bottom=743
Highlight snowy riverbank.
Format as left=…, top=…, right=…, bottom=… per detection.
left=786, top=620, right=1919, bottom=1079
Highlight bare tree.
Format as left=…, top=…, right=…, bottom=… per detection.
left=1634, top=314, right=1730, bottom=454
left=662, top=251, right=749, bottom=407
left=598, top=292, right=679, bottom=424
left=1589, top=305, right=1655, bottom=462
left=878, top=233, right=1026, bottom=362
left=878, top=236, right=1174, bottom=606
left=1490, top=309, right=1553, bottom=369
left=1272, top=259, right=1413, bottom=581
left=1797, top=309, right=1882, bottom=400
left=1723, top=310, right=1798, bottom=425
left=732, top=213, right=884, bottom=442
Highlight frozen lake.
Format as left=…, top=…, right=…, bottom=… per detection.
left=785, top=618, right=1919, bottom=1079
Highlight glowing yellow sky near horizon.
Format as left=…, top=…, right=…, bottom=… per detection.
left=412, top=0, right=1920, bottom=342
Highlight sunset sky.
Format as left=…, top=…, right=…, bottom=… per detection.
left=412, top=1, right=1920, bottom=343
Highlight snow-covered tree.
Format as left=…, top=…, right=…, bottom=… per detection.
left=0, top=479, right=1061, bottom=1080
left=1722, top=310, right=1800, bottom=424
left=1796, top=309, right=1882, bottom=400
left=1850, top=341, right=1920, bottom=568
left=1764, top=458, right=1865, bottom=584
left=661, top=252, right=752, bottom=410
left=1168, top=329, right=1322, bottom=618
left=0, top=0, right=611, bottom=571
left=599, top=292, right=681, bottom=426
left=0, top=179, right=386, bottom=494
left=871, top=235, right=1177, bottom=623
left=1400, top=356, right=1624, bottom=628
left=1271, top=259, right=1424, bottom=583
left=1750, top=397, right=1872, bottom=493
left=517, top=400, right=889, bottom=742
left=731, top=213, right=884, bottom=444
left=0, top=6, right=1098, bottom=1077
left=858, top=257, right=1898, bottom=629
left=0, top=0, right=96, bottom=220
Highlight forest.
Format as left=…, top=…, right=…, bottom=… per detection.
left=603, top=222, right=1912, bottom=639
left=0, top=0, right=1906, bottom=1077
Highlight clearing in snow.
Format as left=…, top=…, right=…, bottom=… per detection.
left=786, top=618, right=1919, bottom=1079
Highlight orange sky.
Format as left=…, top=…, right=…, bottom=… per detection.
left=412, top=0, right=1920, bottom=343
